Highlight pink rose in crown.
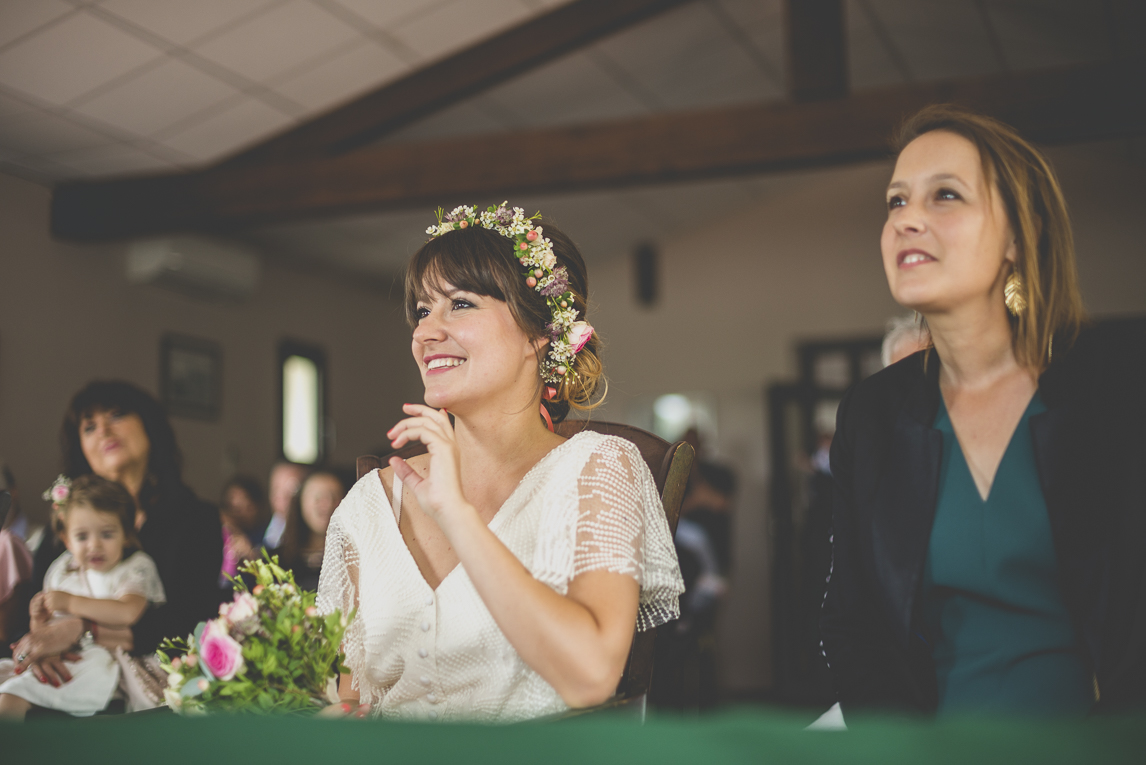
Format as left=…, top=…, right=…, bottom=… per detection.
left=199, top=619, right=245, bottom=681
left=51, top=484, right=70, bottom=503
left=219, top=592, right=259, bottom=634
left=566, top=322, right=594, bottom=354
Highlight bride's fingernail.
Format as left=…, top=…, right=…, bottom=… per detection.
left=340, top=702, right=352, bottom=714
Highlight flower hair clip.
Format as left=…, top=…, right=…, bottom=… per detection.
left=427, top=202, right=595, bottom=387
left=42, top=474, right=71, bottom=509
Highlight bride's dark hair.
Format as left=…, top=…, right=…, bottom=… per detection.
left=404, top=219, right=604, bottom=423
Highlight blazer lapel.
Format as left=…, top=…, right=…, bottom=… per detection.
left=871, top=354, right=943, bottom=648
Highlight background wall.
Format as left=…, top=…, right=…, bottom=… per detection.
left=0, top=170, right=422, bottom=529
left=586, top=140, right=1146, bottom=694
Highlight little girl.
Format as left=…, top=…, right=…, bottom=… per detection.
left=0, top=475, right=165, bottom=720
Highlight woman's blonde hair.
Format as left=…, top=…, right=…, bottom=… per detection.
left=895, top=104, right=1086, bottom=372
left=405, top=219, right=605, bottom=422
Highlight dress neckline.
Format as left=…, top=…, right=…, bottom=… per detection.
left=935, top=392, right=1044, bottom=504
left=373, top=430, right=591, bottom=593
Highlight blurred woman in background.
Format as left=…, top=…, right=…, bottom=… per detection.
left=274, top=469, right=346, bottom=592
left=821, top=105, right=1146, bottom=717
left=218, top=474, right=270, bottom=587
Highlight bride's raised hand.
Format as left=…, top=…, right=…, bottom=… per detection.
left=386, top=404, right=469, bottom=525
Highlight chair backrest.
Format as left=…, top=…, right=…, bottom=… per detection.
left=356, top=419, right=693, bottom=705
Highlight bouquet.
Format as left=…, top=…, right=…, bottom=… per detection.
left=158, top=555, right=350, bottom=715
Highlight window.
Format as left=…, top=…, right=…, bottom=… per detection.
left=279, top=341, right=326, bottom=465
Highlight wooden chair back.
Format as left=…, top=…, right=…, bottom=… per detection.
left=356, top=419, right=693, bottom=709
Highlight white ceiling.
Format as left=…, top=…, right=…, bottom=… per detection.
left=0, top=0, right=1136, bottom=279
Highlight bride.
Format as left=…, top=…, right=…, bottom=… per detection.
left=317, top=204, right=683, bottom=721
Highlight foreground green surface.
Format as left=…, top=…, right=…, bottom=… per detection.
left=4, top=707, right=1144, bottom=764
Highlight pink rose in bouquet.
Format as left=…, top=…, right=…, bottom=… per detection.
left=200, top=619, right=245, bottom=681
left=220, top=592, right=260, bottom=634
left=566, top=321, right=594, bottom=354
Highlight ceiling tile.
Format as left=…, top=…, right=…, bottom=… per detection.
left=73, top=58, right=241, bottom=137
left=710, top=0, right=785, bottom=86
left=595, top=2, right=783, bottom=111
left=191, top=0, right=362, bottom=83
left=98, top=0, right=279, bottom=47
left=0, top=89, right=37, bottom=119
left=865, top=0, right=999, bottom=81
left=159, top=98, right=294, bottom=162
left=0, top=109, right=113, bottom=156
left=392, top=0, right=534, bottom=64
left=324, top=0, right=436, bottom=30
left=0, top=11, right=163, bottom=106
left=483, top=52, right=649, bottom=128
left=846, top=0, right=911, bottom=89
left=45, top=143, right=180, bottom=176
left=985, top=0, right=1108, bottom=71
left=271, top=39, right=406, bottom=111
left=0, top=0, right=74, bottom=50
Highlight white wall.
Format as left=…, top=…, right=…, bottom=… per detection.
left=588, top=140, right=1146, bottom=693
left=0, top=171, right=422, bottom=529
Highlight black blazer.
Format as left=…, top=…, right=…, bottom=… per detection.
left=820, top=321, right=1146, bottom=715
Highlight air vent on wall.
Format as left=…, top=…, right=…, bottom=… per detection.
left=126, top=236, right=260, bottom=301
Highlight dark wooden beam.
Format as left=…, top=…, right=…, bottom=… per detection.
left=52, top=60, right=1146, bottom=241
left=221, top=0, right=693, bottom=167
left=786, top=0, right=848, bottom=101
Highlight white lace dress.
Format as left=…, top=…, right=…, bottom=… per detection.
left=317, top=431, right=684, bottom=722
left=0, top=551, right=165, bottom=716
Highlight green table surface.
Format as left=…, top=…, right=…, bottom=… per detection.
left=4, top=707, right=1143, bottom=764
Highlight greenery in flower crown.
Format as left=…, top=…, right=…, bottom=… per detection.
left=426, top=202, right=595, bottom=387
left=157, top=554, right=350, bottom=715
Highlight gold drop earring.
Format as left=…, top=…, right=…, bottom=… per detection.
left=1004, top=271, right=1026, bottom=316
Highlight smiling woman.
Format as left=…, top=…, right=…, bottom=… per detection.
left=316, top=204, right=682, bottom=722
left=820, top=106, right=1146, bottom=718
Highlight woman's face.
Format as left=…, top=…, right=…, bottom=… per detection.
left=300, top=474, right=342, bottom=535
left=79, top=409, right=151, bottom=481
left=881, top=130, right=1016, bottom=315
left=411, top=283, right=543, bottom=411
left=223, top=486, right=260, bottom=531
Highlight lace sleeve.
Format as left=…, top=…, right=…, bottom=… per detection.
left=533, top=435, right=683, bottom=631
left=316, top=482, right=365, bottom=692
left=113, top=552, right=167, bottom=605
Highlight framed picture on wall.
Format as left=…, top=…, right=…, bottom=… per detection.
left=160, top=333, right=222, bottom=420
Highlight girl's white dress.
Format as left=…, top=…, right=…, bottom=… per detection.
left=317, top=431, right=684, bottom=722
left=0, top=550, right=165, bottom=716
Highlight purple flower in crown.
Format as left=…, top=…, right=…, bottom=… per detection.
left=545, top=322, right=562, bottom=341
left=443, top=209, right=467, bottom=223
left=492, top=205, right=514, bottom=226
left=540, top=267, right=569, bottom=297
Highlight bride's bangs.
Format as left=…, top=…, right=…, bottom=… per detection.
left=403, top=228, right=518, bottom=327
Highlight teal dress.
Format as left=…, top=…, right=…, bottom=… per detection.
left=922, top=393, right=1093, bottom=716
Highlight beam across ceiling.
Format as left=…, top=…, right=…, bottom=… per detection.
left=221, top=0, right=694, bottom=167
left=51, top=60, right=1146, bottom=241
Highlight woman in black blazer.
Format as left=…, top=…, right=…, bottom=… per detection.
left=821, top=105, right=1146, bottom=716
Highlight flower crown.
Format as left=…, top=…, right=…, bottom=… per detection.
left=426, top=202, right=594, bottom=388
left=42, top=474, right=71, bottom=509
